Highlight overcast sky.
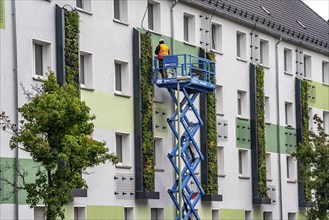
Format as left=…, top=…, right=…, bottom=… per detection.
left=303, top=0, right=329, bottom=21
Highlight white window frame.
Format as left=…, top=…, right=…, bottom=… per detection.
left=151, top=208, right=164, bottom=220
left=260, top=38, right=269, bottom=67
left=76, top=0, right=92, bottom=13
left=154, top=137, right=164, bottom=170
left=266, top=153, right=272, bottom=180
left=115, top=132, right=131, bottom=167
left=79, top=51, right=93, bottom=89
left=147, top=1, right=161, bottom=33
left=74, top=206, right=86, bottom=220
left=238, top=149, right=249, bottom=177
left=237, top=90, right=247, bottom=118
left=265, top=96, right=270, bottom=123
left=114, top=59, right=130, bottom=97
left=263, top=211, right=273, bottom=220
left=284, top=48, right=293, bottom=74
left=124, top=207, right=134, bottom=220
left=323, top=111, right=329, bottom=135
left=216, top=85, right=224, bottom=115
left=303, top=54, right=312, bottom=79
left=236, top=31, right=247, bottom=60
left=32, top=39, right=51, bottom=80
left=285, top=102, right=293, bottom=127
left=212, top=210, right=219, bottom=220
left=322, top=60, right=329, bottom=85
left=286, top=155, right=296, bottom=181
left=211, top=22, right=222, bottom=53
left=217, top=146, right=224, bottom=176
left=288, top=212, right=296, bottom=220
left=34, top=206, right=46, bottom=220
left=308, top=108, right=313, bottom=130
left=245, top=210, right=252, bottom=220
left=183, top=12, right=195, bottom=44
left=113, top=0, right=128, bottom=24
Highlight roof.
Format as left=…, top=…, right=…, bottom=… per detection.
left=182, top=0, right=329, bottom=54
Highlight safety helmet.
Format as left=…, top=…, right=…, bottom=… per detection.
left=159, top=39, right=164, bottom=43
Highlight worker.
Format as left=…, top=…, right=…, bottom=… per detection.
left=155, top=39, right=170, bottom=78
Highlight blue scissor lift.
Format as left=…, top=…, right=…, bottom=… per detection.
left=154, top=54, right=216, bottom=220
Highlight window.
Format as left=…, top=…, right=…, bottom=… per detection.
left=285, top=102, right=293, bottom=127
left=148, top=4, right=154, bottom=30
left=237, top=90, right=247, bottom=117
left=114, top=60, right=130, bottom=96
left=286, top=155, right=296, bottom=180
left=236, top=31, right=246, bottom=60
left=115, top=133, right=131, bottom=166
left=147, top=1, right=161, bottom=33
left=303, top=54, right=312, bottom=79
left=266, top=153, right=271, bottom=180
left=308, top=108, right=313, bottom=130
left=34, top=207, right=45, bottom=220
left=238, top=149, right=249, bottom=177
left=265, top=96, right=270, bottom=123
left=183, top=13, right=195, bottom=44
left=113, top=0, right=128, bottom=23
left=211, top=23, right=222, bottom=52
left=154, top=138, right=164, bottom=170
left=323, top=111, right=329, bottom=135
left=217, top=146, right=224, bottom=175
left=284, top=48, right=292, bottom=74
left=74, top=207, right=86, bottom=220
left=245, top=210, right=252, bottom=220
left=190, top=209, right=198, bottom=220
left=260, top=39, right=269, bottom=66
left=288, top=213, right=296, bottom=220
left=216, top=85, right=224, bottom=114
left=76, top=0, right=91, bottom=12
left=33, top=40, right=51, bottom=78
left=124, top=207, right=134, bottom=220
left=263, top=212, right=273, bottom=220
left=212, top=210, right=219, bottom=220
left=151, top=208, right=164, bottom=220
left=79, top=51, right=93, bottom=88
left=322, top=61, right=329, bottom=84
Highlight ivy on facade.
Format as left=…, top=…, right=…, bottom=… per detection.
left=203, top=52, right=218, bottom=195
left=140, top=33, right=155, bottom=192
left=64, top=10, right=80, bottom=92
left=256, top=65, right=267, bottom=198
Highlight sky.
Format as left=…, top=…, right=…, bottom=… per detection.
left=303, top=0, right=329, bottom=21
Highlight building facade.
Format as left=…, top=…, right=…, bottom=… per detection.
left=0, top=0, right=328, bottom=219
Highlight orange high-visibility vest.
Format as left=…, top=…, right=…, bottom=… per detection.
left=158, top=44, right=169, bottom=60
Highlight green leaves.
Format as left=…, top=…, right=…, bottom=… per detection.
left=140, top=33, right=155, bottom=192
left=256, top=65, right=267, bottom=198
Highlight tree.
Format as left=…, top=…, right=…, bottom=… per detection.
left=0, top=72, right=117, bottom=220
left=293, top=114, right=329, bottom=219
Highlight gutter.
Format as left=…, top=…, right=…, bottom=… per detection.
left=275, top=36, right=283, bottom=220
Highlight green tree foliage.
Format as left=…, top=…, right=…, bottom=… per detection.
left=256, top=65, right=267, bottom=198
left=203, top=52, right=218, bottom=195
left=0, top=72, right=117, bottom=220
left=140, top=33, right=155, bottom=191
left=293, top=114, right=329, bottom=219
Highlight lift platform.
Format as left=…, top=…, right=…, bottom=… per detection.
left=154, top=54, right=216, bottom=220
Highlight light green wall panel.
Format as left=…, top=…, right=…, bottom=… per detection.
left=252, top=208, right=262, bottom=220
left=307, top=81, right=329, bottom=111
left=297, top=211, right=307, bottom=220
left=64, top=204, right=74, bottom=220
left=0, top=0, right=4, bottom=29
left=164, top=207, right=175, bottom=220
left=135, top=205, right=150, bottom=220
left=81, top=90, right=134, bottom=132
left=0, top=157, right=39, bottom=205
left=87, top=206, right=123, bottom=220
left=153, top=102, right=169, bottom=137
left=236, top=118, right=251, bottom=149
left=220, top=208, right=244, bottom=220
left=199, top=207, right=212, bottom=219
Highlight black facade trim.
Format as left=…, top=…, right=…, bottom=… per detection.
left=71, top=189, right=87, bottom=197
left=202, top=194, right=223, bottom=202
left=55, top=5, right=65, bottom=85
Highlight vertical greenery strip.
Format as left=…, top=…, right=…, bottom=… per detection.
left=299, top=80, right=311, bottom=200
left=204, top=52, right=218, bottom=195
left=256, top=66, right=267, bottom=198
left=64, top=11, right=80, bottom=91
left=140, top=33, right=155, bottom=192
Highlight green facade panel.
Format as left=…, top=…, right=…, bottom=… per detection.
left=81, top=90, right=134, bottom=132
left=153, top=102, right=169, bottom=137
left=307, top=81, right=329, bottom=111
left=0, top=0, right=4, bottom=29
left=87, top=206, right=123, bottom=220
left=135, top=205, right=150, bottom=220
left=236, top=118, right=251, bottom=149
left=220, top=208, right=245, bottom=220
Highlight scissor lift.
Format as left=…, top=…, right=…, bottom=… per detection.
left=154, top=54, right=216, bottom=220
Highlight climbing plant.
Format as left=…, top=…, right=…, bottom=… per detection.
left=203, top=52, right=218, bottom=195
left=255, top=65, right=267, bottom=198
left=140, top=33, right=155, bottom=192
left=64, top=10, right=80, bottom=92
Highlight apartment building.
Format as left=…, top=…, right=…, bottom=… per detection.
left=0, top=0, right=328, bottom=219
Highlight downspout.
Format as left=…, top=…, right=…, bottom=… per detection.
left=12, top=0, right=19, bottom=218
left=275, top=36, right=283, bottom=220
